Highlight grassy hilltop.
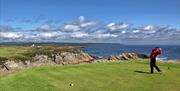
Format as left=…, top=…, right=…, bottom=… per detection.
left=0, top=45, right=81, bottom=62
left=0, top=61, right=179, bottom=91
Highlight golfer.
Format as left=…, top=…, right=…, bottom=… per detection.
left=150, top=47, right=162, bottom=74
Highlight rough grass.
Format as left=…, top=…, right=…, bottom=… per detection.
left=0, top=46, right=28, bottom=58
left=0, top=61, right=179, bottom=91
left=0, top=46, right=81, bottom=62
left=0, top=46, right=30, bottom=62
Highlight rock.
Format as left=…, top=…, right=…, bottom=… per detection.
left=77, top=52, right=94, bottom=62
left=61, top=52, right=76, bottom=64
left=61, top=51, right=94, bottom=64
left=33, top=55, right=49, bottom=63
left=2, top=61, right=25, bottom=71
left=51, top=54, right=63, bottom=64
left=108, top=55, right=119, bottom=60
left=108, top=53, right=149, bottom=60
left=54, top=55, right=63, bottom=64
left=31, top=55, right=55, bottom=66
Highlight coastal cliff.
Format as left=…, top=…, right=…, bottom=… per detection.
left=0, top=46, right=94, bottom=71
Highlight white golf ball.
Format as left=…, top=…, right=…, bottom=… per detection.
left=70, top=83, right=74, bottom=86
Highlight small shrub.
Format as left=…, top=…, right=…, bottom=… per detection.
left=0, top=57, right=8, bottom=64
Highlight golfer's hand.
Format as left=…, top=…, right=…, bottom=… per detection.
left=159, top=48, right=162, bottom=51
left=159, top=48, right=162, bottom=54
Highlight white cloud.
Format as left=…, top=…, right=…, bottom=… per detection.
left=121, top=30, right=127, bottom=34
left=143, top=25, right=156, bottom=30
left=106, top=23, right=130, bottom=32
left=92, top=33, right=118, bottom=38
left=62, top=24, right=80, bottom=32
left=61, top=16, right=98, bottom=32
left=107, top=23, right=115, bottom=27
left=0, top=32, right=23, bottom=39
left=141, top=25, right=157, bottom=33
left=40, top=24, right=50, bottom=31
left=79, top=16, right=85, bottom=23
left=0, top=16, right=180, bottom=44
left=132, top=30, right=140, bottom=33
left=70, top=32, right=89, bottom=38
left=80, top=22, right=97, bottom=27
left=91, top=31, right=118, bottom=39
left=39, top=32, right=57, bottom=38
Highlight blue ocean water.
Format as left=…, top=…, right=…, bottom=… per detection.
left=82, top=43, right=180, bottom=60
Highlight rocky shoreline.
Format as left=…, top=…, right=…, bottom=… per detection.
left=0, top=46, right=179, bottom=73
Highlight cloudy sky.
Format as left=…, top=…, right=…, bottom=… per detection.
left=0, top=0, right=180, bottom=44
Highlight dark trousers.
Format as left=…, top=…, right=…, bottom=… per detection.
left=150, top=58, right=161, bottom=73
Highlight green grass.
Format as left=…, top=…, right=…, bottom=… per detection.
left=0, top=46, right=30, bottom=62
left=0, top=45, right=81, bottom=62
left=0, top=61, right=179, bottom=91
left=0, top=46, right=29, bottom=58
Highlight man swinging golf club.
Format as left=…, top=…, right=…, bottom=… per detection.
left=150, top=47, right=162, bottom=74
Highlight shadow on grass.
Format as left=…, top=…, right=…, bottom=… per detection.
left=134, top=70, right=150, bottom=74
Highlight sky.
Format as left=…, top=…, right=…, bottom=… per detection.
left=0, top=0, right=180, bottom=44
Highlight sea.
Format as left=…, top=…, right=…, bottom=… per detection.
left=81, top=43, right=180, bottom=60
left=0, top=42, right=180, bottom=60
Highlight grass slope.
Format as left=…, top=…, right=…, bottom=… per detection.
left=0, top=61, right=179, bottom=91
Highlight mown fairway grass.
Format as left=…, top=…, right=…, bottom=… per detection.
left=0, top=61, right=179, bottom=91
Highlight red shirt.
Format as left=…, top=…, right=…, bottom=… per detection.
left=150, top=48, right=162, bottom=59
